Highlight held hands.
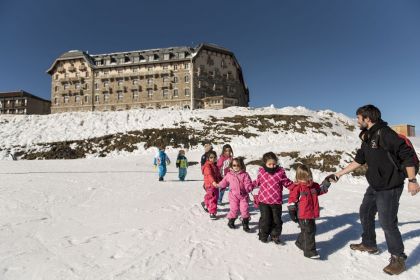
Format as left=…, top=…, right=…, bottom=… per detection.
left=212, top=182, right=218, bottom=188
left=287, top=204, right=299, bottom=223
left=320, top=179, right=331, bottom=193
left=325, top=174, right=339, bottom=183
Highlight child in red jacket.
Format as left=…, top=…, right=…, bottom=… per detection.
left=201, top=150, right=222, bottom=219
left=288, top=164, right=330, bottom=259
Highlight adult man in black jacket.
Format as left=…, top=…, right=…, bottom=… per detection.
left=326, top=105, right=420, bottom=275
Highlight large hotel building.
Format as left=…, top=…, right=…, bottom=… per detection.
left=47, top=43, right=249, bottom=113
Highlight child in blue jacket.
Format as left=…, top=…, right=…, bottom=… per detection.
left=154, top=146, right=171, bottom=181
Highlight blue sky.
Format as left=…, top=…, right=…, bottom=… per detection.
left=1, top=0, right=419, bottom=130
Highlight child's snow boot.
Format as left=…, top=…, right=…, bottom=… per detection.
left=227, top=218, right=236, bottom=229
left=242, top=218, right=250, bottom=232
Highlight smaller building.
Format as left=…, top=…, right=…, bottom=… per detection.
left=0, top=90, right=51, bottom=115
left=391, top=124, right=416, bottom=137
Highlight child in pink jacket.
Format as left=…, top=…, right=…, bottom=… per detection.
left=218, top=157, right=253, bottom=232
left=217, top=144, right=234, bottom=204
left=253, top=152, right=294, bottom=244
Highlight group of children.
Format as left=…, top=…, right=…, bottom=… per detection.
left=153, top=143, right=332, bottom=259
left=153, top=145, right=189, bottom=182
left=200, top=144, right=331, bottom=259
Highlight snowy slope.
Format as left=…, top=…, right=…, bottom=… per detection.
left=0, top=153, right=419, bottom=280
left=0, top=107, right=419, bottom=279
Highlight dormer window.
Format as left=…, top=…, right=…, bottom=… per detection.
left=179, top=52, right=185, bottom=59
left=164, top=53, right=170, bottom=60
left=148, top=55, right=154, bottom=62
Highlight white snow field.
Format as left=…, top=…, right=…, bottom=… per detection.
left=0, top=107, right=419, bottom=279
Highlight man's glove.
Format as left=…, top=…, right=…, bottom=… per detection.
left=325, top=174, right=339, bottom=183
left=288, top=204, right=299, bottom=223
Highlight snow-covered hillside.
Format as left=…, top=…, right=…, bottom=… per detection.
left=1, top=107, right=419, bottom=279
left=0, top=107, right=361, bottom=173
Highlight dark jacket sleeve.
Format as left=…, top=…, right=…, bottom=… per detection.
left=382, top=128, right=416, bottom=168
left=354, top=148, right=366, bottom=165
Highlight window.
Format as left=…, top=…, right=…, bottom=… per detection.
left=164, top=53, right=170, bottom=60
left=132, top=90, right=139, bottom=100
left=148, top=55, right=154, bottom=62
left=174, top=76, right=178, bottom=83
left=221, top=60, right=225, bottom=67
left=55, top=74, right=58, bottom=80
left=95, top=72, right=99, bottom=77
left=184, top=75, right=190, bottom=83
left=55, top=86, right=59, bottom=92
left=117, top=91, right=124, bottom=100
left=104, top=92, right=110, bottom=102
left=84, top=96, right=89, bottom=103
left=118, top=80, right=123, bottom=87
left=213, top=84, right=216, bottom=91
left=147, top=78, right=153, bottom=85
left=95, top=95, right=99, bottom=103
left=104, top=81, right=109, bottom=87
left=133, top=56, right=139, bottom=63
left=64, top=95, right=69, bottom=103
left=132, top=79, right=139, bottom=85
left=64, top=83, right=69, bottom=90
left=132, top=67, right=138, bottom=73
left=163, top=76, right=169, bottom=83
left=173, top=64, right=178, bottom=70
left=75, top=83, right=81, bottom=89
left=118, top=68, right=123, bottom=74
left=75, top=95, right=80, bottom=103
left=163, top=89, right=168, bottom=98
left=179, top=52, right=185, bottom=59
left=198, top=81, right=201, bottom=88
left=163, top=65, right=169, bottom=70
left=148, top=66, right=153, bottom=71
left=173, top=89, right=178, bottom=97
left=119, top=58, right=124, bottom=64
left=147, top=89, right=153, bottom=98
left=54, top=98, right=58, bottom=105
left=185, top=88, right=190, bottom=96
left=95, top=83, right=99, bottom=90
left=184, top=63, right=190, bottom=69
left=75, top=72, right=79, bottom=77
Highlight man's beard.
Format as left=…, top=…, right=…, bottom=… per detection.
left=358, top=121, right=368, bottom=130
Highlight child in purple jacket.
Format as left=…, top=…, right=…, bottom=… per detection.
left=218, top=157, right=253, bottom=232
left=253, top=152, right=294, bottom=244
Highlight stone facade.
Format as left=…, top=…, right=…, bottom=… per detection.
left=47, top=44, right=249, bottom=113
left=391, top=124, right=416, bottom=137
left=0, top=90, right=51, bottom=115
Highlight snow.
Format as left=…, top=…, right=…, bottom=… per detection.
left=0, top=152, right=419, bottom=280
left=0, top=107, right=419, bottom=279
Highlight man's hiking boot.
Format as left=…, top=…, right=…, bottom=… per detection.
left=227, top=218, right=236, bottom=229
left=383, top=255, right=406, bottom=275
left=349, top=243, right=379, bottom=254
